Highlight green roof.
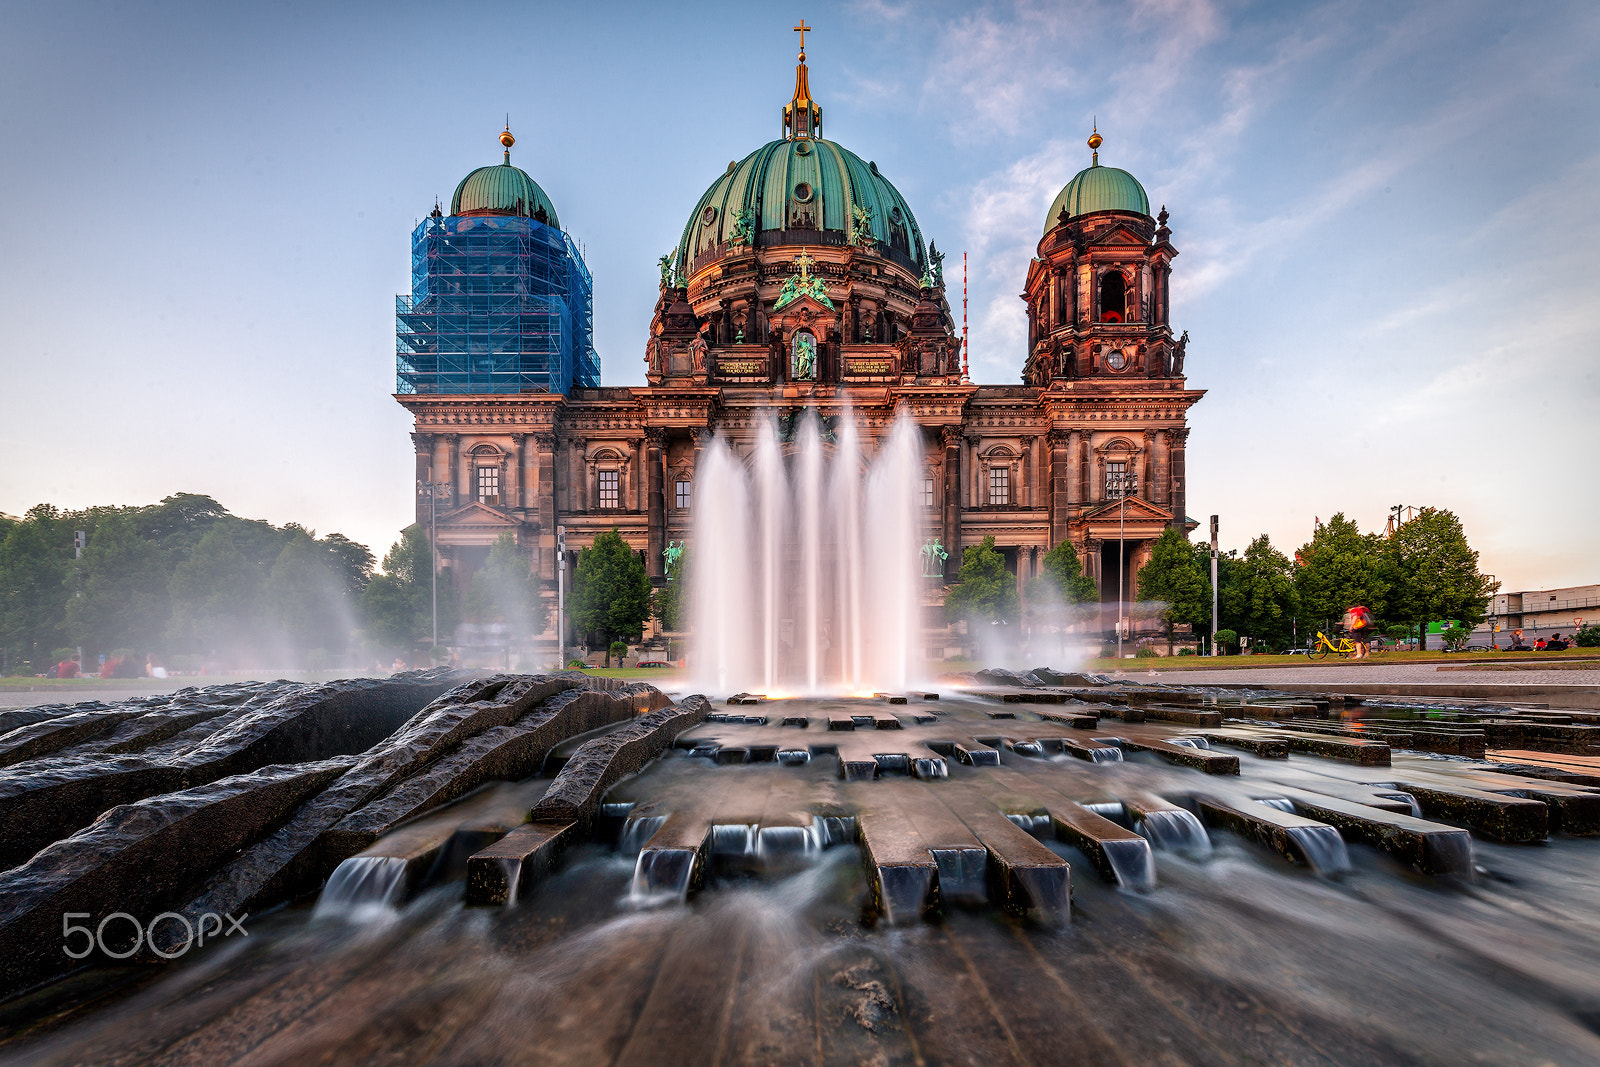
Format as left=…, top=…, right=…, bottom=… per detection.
left=675, top=138, right=925, bottom=275
left=1045, top=162, right=1149, bottom=229
left=452, top=161, right=560, bottom=228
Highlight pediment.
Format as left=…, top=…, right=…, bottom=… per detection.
left=439, top=500, right=519, bottom=528
left=1081, top=497, right=1174, bottom=524
left=1086, top=224, right=1150, bottom=248
left=772, top=293, right=836, bottom=321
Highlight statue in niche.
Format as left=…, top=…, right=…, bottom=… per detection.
left=690, top=334, right=708, bottom=372
left=664, top=541, right=684, bottom=576
left=792, top=330, right=817, bottom=380
left=921, top=538, right=949, bottom=578
left=646, top=339, right=662, bottom=375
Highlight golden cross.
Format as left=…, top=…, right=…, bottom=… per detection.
left=794, top=251, right=814, bottom=279
left=794, top=20, right=810, bottom=52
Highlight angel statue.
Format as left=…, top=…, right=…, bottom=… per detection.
left=658, top=252, right=676, bottom=288
left=928, top=241, right=946, bottom=289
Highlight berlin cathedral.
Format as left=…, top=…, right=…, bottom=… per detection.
left=394, top=27, right=1204, bottom=652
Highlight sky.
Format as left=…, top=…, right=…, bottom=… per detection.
left=1, top=0, right=1596, bottom=592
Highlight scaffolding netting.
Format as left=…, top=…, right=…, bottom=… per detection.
left=397, top=214, right=599, bottom=395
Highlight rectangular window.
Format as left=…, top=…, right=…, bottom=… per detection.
left=1105, top=461, right=1135, bottom=499
left=924, top=477, right=935, bottom=507
left=476, top=465, right=499, bottom=505
left=598, top=470, right=620, bottom=509
left=675, top=480, right=691, bottom=510
left=988, top=466, right=1009, bottom=506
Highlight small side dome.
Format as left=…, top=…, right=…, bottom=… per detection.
left=450, top=128, right=561, bottom=228
left=1044, top=128, right=1150, bottom=229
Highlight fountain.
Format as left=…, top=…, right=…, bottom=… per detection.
left=689, top=407, right=924, bottom=695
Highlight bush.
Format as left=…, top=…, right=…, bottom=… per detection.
left=1440, top=625, right=1470, bottom=652
left=1575, top=626, right=1600, bottom=648
left=566, top=658, right=587, bottom=669
left=1214, top=629, right=1238, bottom=654
left=1177, top=647, right=1195, bottom=656
left=1134, top=647, right=1159, bottom=659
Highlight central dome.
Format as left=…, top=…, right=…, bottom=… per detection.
left=675, top=138, right=926, bottom=277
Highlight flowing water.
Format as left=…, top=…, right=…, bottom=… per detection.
left=12, top=697, right=1600, bottom=1065
left=689, top=408, right=923, bottom=695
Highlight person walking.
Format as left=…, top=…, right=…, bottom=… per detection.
left=1345, top=605, right=1375, bottom=660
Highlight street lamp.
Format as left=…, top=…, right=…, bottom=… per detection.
left=417, top=481, right=448, bottom=655
left=1110, top=467, right=1135, bottom=659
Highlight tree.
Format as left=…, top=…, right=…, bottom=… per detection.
left=944, top=536, right=1019, bottom=628
left=1136, top=527, right=1210, bottom=654
left=265, top=529, right=354, bottom=661
left=1027, top=540, right=1096, bottom=606
left=652, top=547, right=688, bottom=633
left=1220, top=534, right=1299, bottom=651
left=65, top=510, right=170, bottom=656
left=167, top=517, right=289, bottom=658
left=1294, top=514, right=1388, bottom=632
left=0, top=505, right=74, bottom=673
left=362, top=525, right=450, bottom=655
left=570, top=529, right=652, bottom=650
left=1384, top=508, right=1498, bottom=640
left=466, top=533, right=547, bottom=643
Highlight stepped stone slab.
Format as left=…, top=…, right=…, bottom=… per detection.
left=1267, top=786, right=1473, bottom=876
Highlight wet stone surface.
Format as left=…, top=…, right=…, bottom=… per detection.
left=5, top=677, right=1600, bottom=1063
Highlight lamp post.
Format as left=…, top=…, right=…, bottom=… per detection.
left=556, top=525, right=567, bottom=669
left=418, top=481, right=447, bottom=655
left=1209, top=515, right=1220, bottom=656
left=1111, top=468, right=1135, bottom=659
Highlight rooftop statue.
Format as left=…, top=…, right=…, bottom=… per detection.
left=775, top=251, right=834, bottom=310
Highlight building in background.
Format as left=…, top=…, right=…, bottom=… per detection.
left=396, top=36, right=1203, bottom=658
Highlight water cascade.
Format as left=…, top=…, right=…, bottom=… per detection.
left=1136, top=809, right=1212, bottom=852
left=314, top=856, right=410, bottom=915
left=1287, top=825, right=1351, bottom=874
left=690, top=408, right=924, bottom=694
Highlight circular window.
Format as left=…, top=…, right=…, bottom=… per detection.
left=795, top=140, right=813, bottom=155
left=794, top=182, right=814, bottom=203
left=890, top=206, right=903, bottom=223
left=701, top=206, right=717, bottom=226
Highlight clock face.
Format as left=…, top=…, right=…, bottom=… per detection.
left=1104, top=346, right=1127, bottom=370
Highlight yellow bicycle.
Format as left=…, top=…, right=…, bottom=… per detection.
left=1309, top=631, right=1356, bottom=660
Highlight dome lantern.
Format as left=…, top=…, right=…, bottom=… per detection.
left=450, top=127, right=561, bottom=228
left=1044, top=126, right=1150, bottom=230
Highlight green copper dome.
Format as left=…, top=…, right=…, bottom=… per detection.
left=1045, top=162, right=1149, bottom=229
left=452, top=159, right=560, bottom=228
left=675, top=137, right=925, bottom=275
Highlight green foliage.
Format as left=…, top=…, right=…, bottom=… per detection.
left=1574, top=626, right=1600, bottom=648
left=1440, top=624, right=1470, bottom=651
left=66, top=510, right=170, bottom=654
left=1134, top=646, right=1159, bottom=658
left=1383, top=508, right=1498, bottom=630
left=567, top=658, right=587, bottom=669
left=653, top=547, right=688, bottom=632
left=167, top=518, right=288, bottom=656
left=1214, top=628, right=1239, bottom=654
left=1027, top=540, right=1096, bottom=605
left=1177, top=647, right=1195, bottom=656
left=1137, top=527, right=1210, bottom=652
left=265, top=529, right=354, bottom=655
left=607, top=639, right=628, bottom=666
left=466, top=533, right=547, bottom=640
left=944, top=536, right=1019, bottom=626
left=0, top=504, right=74, bottom=672
left=1294, top=513, right=1388, bottom=628
left=362, top=526, right=453, bottom=654
left=571, top=529, right=653, bottom=645
left=1221, top=534, right=1299, bottom=650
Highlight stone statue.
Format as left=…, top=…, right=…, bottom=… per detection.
left=690, top=334, right=708, bottom=372
left=664, top=540, right=684, bottom=575
left=793, top=331, right=816, bottom=379
left=921, top=538, right=949, bottom=578
left=928, top=241, right=946, bottom=289
left=851, top=205, right=875, bottom=248
left=728, top=207, right=755, bottom=248
left=1174, top=330, right=1189, bottom=376
left=658, top=252, right=675, bottom=288
left=775, top=252, right=834, bottom=310
left=647, top=338, right=662, bottom=374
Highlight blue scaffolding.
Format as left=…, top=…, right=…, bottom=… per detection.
left=397, top=214, right=599, bottom=395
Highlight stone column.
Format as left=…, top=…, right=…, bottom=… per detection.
left=410, top=433, right=434, bottom=526
left=966, top=435, right=980, bottom=507
left=443, top=434, right=460, bottom=506
left=534, top=433, right=557, bottom=583
left=571, top=439, right=587, bottom=512
left=942, top=425, right=962, bottom=563
left=691, top=427, right=707, bottom=476
left=1049, top=430, right=1071, bottom=546
left=1020, top=436, right=1034, bottom=508
left=1153, top=429, right=1170, bottom=507
left=1170, top=427, right=1189, bottom=529
left=510, top=433, right=527, bottom=511
left=646, top=427, right=666, bottom=581
left=1142, top=430, right=1155, bottom=501
left=1079, top=434, right=1092, bottom=506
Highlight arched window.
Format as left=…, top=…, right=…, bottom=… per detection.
left=591, top=448, right=626, bottom=510
left=471, top=444, right=505, bottom=506
left=1099, top=271, right=1127, bottom=323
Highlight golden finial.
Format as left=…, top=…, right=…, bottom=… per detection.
left=1088, top=121, right=1101, bottom=165
left=794, top=19, right=810, bottom=59
left=500, top=124, right=515, bottom=150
